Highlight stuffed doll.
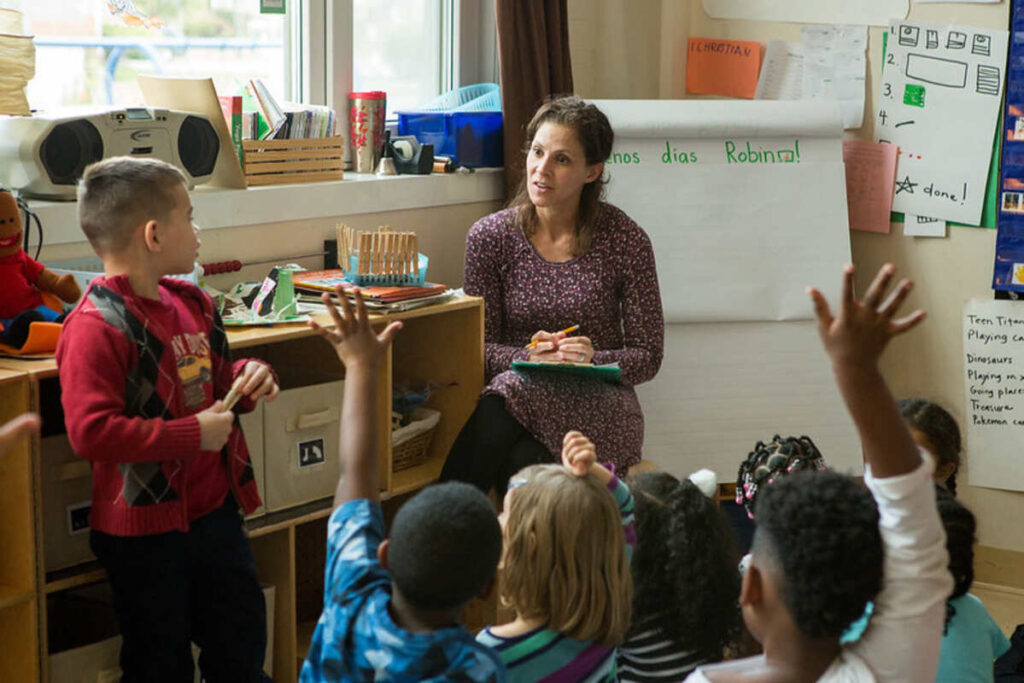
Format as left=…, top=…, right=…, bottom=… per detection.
left=0, top=189, right=81, bottom=348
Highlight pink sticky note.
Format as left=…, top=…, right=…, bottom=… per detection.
left=843, top=140, right=898, bottom=233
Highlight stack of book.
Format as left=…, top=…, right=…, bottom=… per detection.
left=292, top=270, right=452, bottom=312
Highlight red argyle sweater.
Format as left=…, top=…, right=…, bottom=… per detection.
left=56, top=275, right=266, bottom=536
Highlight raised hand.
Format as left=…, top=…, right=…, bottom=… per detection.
left=807, top=263, right=925, bottom=369
left=562, top=430, right=597, bottom=477
left=309, top=287, right=402, bottom=370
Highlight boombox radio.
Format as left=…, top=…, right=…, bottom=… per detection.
left=0, top=107, right=219, bottom=200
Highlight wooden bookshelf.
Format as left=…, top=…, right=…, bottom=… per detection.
left=0, top=297, right=484, bottom=683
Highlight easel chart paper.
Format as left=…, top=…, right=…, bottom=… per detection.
left=963, top=300, right=1024, bottom=492
left=591, top=100, right=851, bottom=323
left=876, top=21, right=1008, bottom=224
left=702, top=0, right=908, bottom=27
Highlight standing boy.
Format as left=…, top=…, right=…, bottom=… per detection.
left=302, top=288, right=506, bottom=682
left=58, top=157, right=279, bottom=682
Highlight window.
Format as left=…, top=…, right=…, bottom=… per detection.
left=352, top=0, right=443, bottom=116
left=6, top=0, right=290, bottom=110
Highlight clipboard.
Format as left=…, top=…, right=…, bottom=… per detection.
left=511, top=359, right=622, bottom=382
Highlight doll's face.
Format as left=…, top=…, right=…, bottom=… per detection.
left=0, top=192, right=23, bottom=258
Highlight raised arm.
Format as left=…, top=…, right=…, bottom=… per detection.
left=591, top=230, right=664, bottom=386
left=309, top=288, right=401, bottom=507
left=809, top=263, right=952, bottom=682
left=808, top=263, right=924, bottom=477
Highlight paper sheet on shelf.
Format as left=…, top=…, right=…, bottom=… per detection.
left=702, top=0, right=908, bottom=27
left=592, top=99, right=850, bottom=323
left=904, top=213, right=947, bottom=236
left=843, top=140, right=898, bottom=233
left=686, top=37, right=762, bottom=99
left=875, top=21, right=1008, bottom=224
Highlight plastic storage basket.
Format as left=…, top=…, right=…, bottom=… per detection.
left=396, top=83, right=503, bottom=168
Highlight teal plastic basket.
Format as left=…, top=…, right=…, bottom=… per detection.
left=412, top=83, right=500, bottom=113
left=346, top=252, right=428, bottom=287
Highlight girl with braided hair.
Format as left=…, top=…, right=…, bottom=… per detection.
left=934, top=487, right=1010, bottom=681
left=736, top=435, right=828, bottom=520
left=898, top=398, right=962, bottom=495
left=618, top=470, right=741, bottom=681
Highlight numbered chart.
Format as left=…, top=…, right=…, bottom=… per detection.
left=876, top=21, right=1008, bottom=224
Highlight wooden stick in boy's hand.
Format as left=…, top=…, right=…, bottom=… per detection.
left=807, top=263, right=926, bottom=479
left=308, top=286, right=402, bottom=506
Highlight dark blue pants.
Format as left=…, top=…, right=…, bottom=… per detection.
left=90, top=496, right=270, bottom=683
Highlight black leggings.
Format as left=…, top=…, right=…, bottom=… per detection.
left=440, top=394, right=555, bottom=493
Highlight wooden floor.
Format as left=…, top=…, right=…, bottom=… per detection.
left=972, top=582, right=1024, bottom=637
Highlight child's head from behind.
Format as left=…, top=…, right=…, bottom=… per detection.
left=737, top=435, right=827, bottom=519
left=744, top=470, right=883, bottom=643
left=501, top=464, right=632, bottom=646
left=899, top=398, right=961, bottom=495
left=78, top=156, right=197, bottom=274
left=936, top=486, right=975, bottom=629
left=386, top=482, right=502, bottom=613
left=631, top=471, right=740, bottom=658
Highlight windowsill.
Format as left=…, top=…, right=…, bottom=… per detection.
left=29, top=168, right=506, bottom=246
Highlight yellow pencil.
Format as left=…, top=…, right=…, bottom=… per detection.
left=524, top=324, right=580, bottom=349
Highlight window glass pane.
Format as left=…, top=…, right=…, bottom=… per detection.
left=352, top=0, right=442, bottom=116
left=5, top=0, right=286, bottom=109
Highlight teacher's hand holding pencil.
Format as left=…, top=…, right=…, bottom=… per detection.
left=526, top=325, right=595, bottom=364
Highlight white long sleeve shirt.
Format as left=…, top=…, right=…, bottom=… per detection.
left=686, top=456, right=953, bottom=682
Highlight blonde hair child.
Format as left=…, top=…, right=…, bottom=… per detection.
left=477, top=431, right=635, bottom=682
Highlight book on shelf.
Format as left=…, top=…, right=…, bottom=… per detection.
left=217, top=95, right=243, bottom=166
left=292, top=269, right=447, bottom=302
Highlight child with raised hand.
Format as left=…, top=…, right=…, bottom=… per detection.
left=477, top=430, right=634, bottom=682
left=301, top=287, right=506, bottom=683
left=58, top=157, right=279, bottom=682
left=618, top=469, right=741, bottom=681
left=898, top=398, right=962, bottom=495
left=934, top=488, right=1010, bottom=681
left=686, top=263, right=953, bottom=682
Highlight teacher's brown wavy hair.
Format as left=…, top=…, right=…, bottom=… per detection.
left=510, top=95, right=614, bottom=255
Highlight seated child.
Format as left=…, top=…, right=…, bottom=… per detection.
left=476, top=431, right=635, bottom=682
left=736, top=435, right=827, bottom=521
left=58, top=157, right=279, bottom=682
left=302, top=288, right=505, bottom=682
left=899, top=398, right=962, bottom=495
left=686, top=263, right=954, bottom=682
left=934, top=488, right=1010, bottom=681
left=618, top=469, right=741, bottom=681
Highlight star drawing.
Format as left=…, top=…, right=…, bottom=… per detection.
left=895, top=175, right=918, bottom=195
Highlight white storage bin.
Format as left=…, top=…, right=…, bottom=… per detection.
left=239, top=402, right=265, bottom=519
left=263, top=380, right=343, bottom=512
left=41, top=435, right=95, bottom=572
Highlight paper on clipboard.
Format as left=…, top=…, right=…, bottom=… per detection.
left=138, top=74, right=247, bottom=189
left=511, top=360, right=622, bottom=382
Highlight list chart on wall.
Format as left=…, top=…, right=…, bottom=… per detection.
left=875, top=20, right=1008, bottom=225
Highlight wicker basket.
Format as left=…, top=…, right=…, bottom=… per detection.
left=391, top=408, right=441, bottom=472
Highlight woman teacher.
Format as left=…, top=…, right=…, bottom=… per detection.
left=440, top=96, right=664, bottom=492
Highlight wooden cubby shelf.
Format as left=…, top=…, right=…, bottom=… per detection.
left=0, top=296, right=484, bottom=683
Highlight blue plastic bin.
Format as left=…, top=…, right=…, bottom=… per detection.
left=396, top=84, right=503, bottom=168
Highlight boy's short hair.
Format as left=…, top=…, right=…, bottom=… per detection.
left=501, top=464, right=633, bottom=646
left=752, top=470, right=883, bottom=639
left=388, top=482, right=502, bottom=611
left=77, top=156, right=187, bottom=252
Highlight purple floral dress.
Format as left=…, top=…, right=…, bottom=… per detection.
left=463, top=203, right=664, bottom=470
